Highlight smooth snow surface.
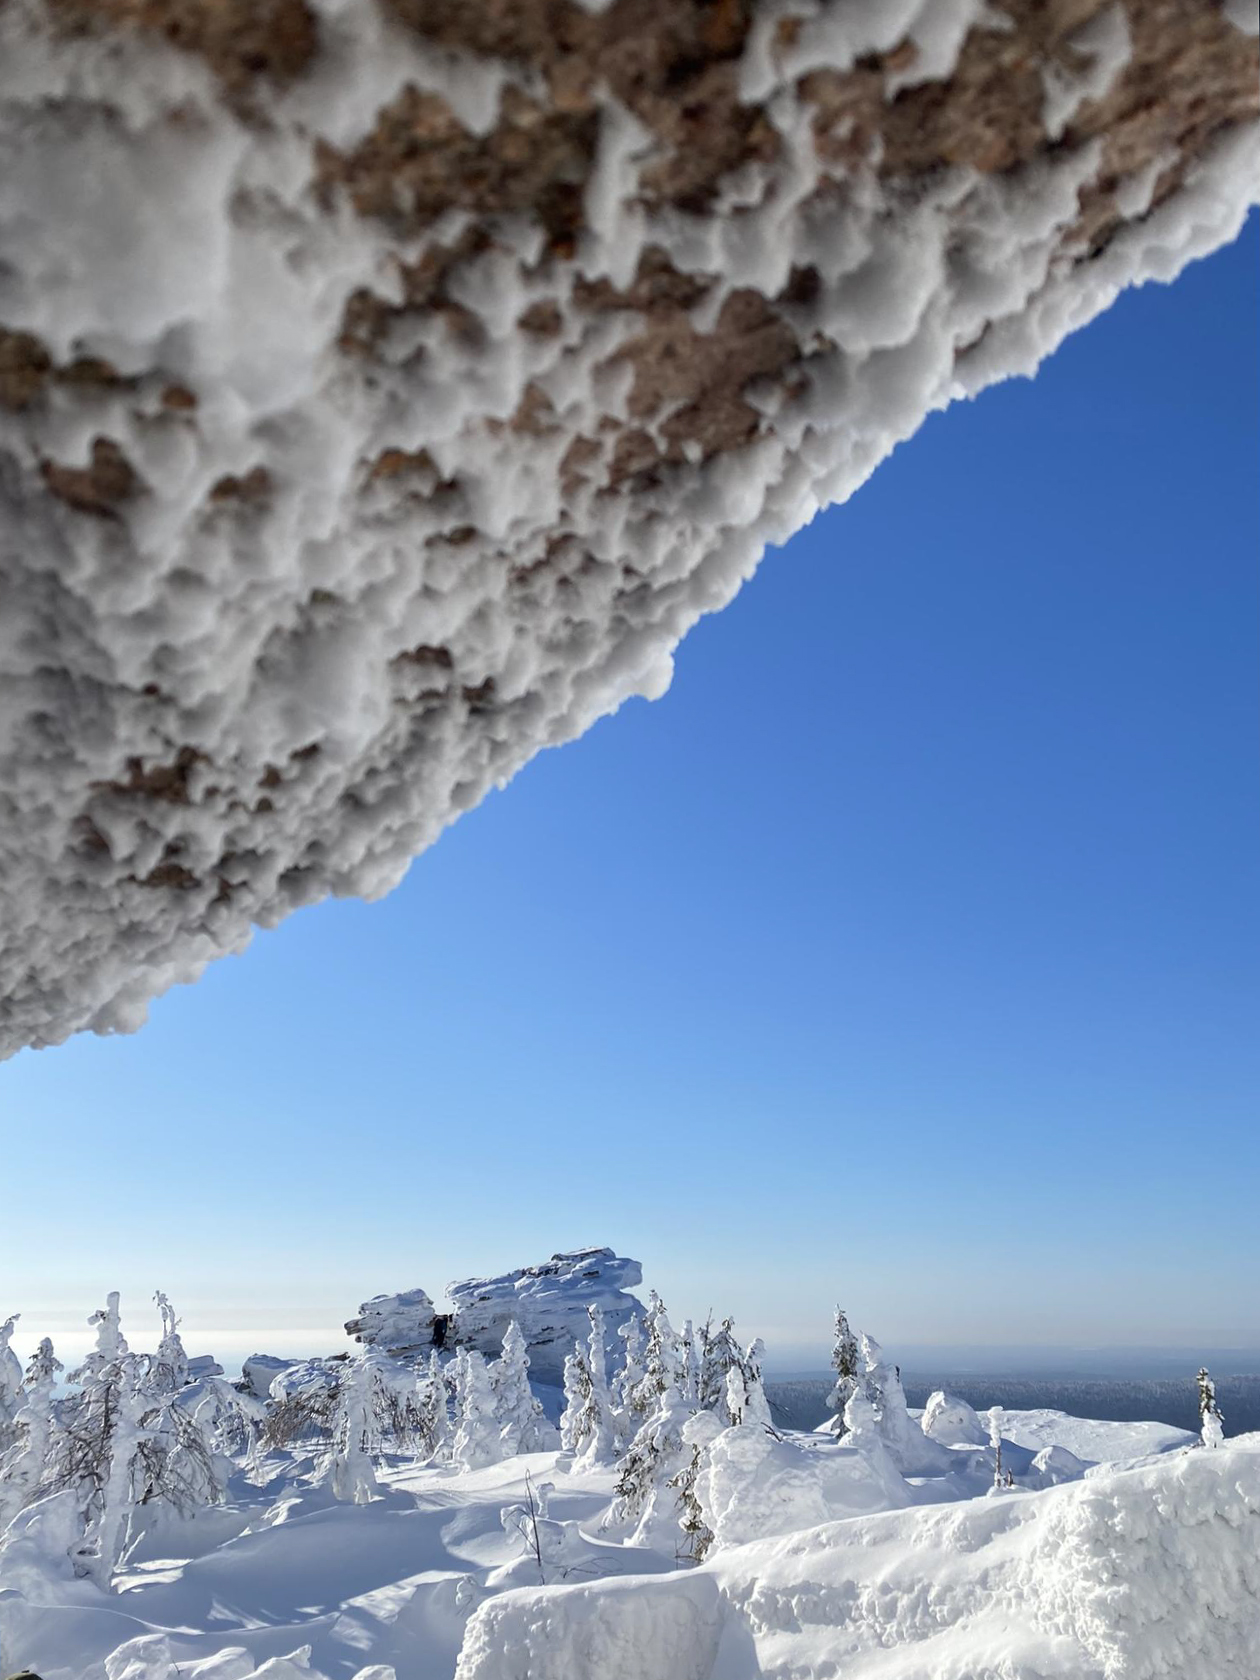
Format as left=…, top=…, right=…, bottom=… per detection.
left=1, top=3, right=1256, bottom=1052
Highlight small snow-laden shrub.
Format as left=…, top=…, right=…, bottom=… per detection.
left=454, top=1570, right=725, bottom=1680
left=262, top=1358, right=345, bottom=1450
left=262, top=1353, right=426, bottom=1457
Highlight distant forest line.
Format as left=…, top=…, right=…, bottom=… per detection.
left=764, top=1374, right=1260, bottom=1437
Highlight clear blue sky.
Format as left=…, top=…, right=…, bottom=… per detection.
left=5, top=217, right=1257, bottom=1374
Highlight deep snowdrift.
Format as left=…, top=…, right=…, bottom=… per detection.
left=459, top=1438, right=1260, bottom=1680
left=1, top=0, right=1256, bottom=1055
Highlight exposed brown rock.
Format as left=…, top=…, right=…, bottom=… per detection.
left=41, top=439, right=144, bottom=517
left=45, top=0, right=318, bottom=95
left=0, top=329, right=53, bottom=411
left=209, top=465, right=272, bottom=503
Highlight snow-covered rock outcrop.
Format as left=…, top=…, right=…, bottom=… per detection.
left=339, top=1248, right=644, bottom=1381
left=0, top=0, right=1256, bottom=1056
left=344, top=1287, right=438, bottom=1357
left=448, top=1248, right=643, bottom=1384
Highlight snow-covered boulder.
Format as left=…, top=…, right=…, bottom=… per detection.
left=921, top=1389, right=988, bottom=1447
left=187, top=1353, right=225, bottom=1383
left=267, top=1357, right=344, bottom=1402
left=345, top=1288, right=438, bottom=1357
left=239, top=1354, right=295, bottom=1401
left=696, top=1426, right=910, bottom=1551
left=448, top=1250, right=644, bottom=1385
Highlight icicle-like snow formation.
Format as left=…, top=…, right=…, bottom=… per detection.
left=1, top=0, right=1256, bottom=1055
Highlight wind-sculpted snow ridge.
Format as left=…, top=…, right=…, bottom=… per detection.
left=1, top=0, right=1257, bottom=1054
left=457, top=1437, right=1260, bottom=1680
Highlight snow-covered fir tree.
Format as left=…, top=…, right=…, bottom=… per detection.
left=698, top=1316, right=744, bottom=1417
left=422, top=1350, right=452, bottom=1462
left=72, top=1291, right=129, bottom=1384
left=319, top=1352, right=380, bottom=1502
left=452, top=1350, right=503, bottom=1471
left=492, top=1321, right=549, bottom=1455
left=37, top=1297, right=226, bottom=1584
left=826, top=1307, right=860, bottom=1433
left=0, top=1315, right=23, bottom=1448
left=151, top=1292, right=190, bottom=1394
left=723, top=1365, right=746, bottom=1428
left=133, top=1382, right=226, bottom=1528
left=680, top=1320, right=701, bottom=1404
left=608, top=1374, right=694, bottom=1547
left=739, top=1338, right=774, bottom=1432
left=574, top=1306, right=616, bottom=1467
left=0, top=1336, right=63, bottom=1528
left=669, top=1408, right=723, bottom=1564
left=560, top=1342, right=592, bottom=1456
left=611, top=1312, right=645, bottom=1447
left=628, top=1291, right=684, bottom=1417
left=41, top=1312, right=150, bottom=1588
left=1198, top=1367, right=1225, bottom=1448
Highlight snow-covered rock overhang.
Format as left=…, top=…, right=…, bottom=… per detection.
left=1, top=0, right=1256, bottom=1056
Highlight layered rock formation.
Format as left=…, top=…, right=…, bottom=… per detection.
left=344, top=1286, right=439, bottom=1356
left=1, top=0, right=1256, bottom=1055
left=345, top=1247, right=644, bottom=1382
left=447, top=1246, right=644, bottom=1381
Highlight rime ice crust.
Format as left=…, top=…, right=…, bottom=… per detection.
left=0, top=0, right=1257, bottom=1055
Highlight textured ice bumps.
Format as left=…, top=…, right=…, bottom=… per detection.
left=0, top=1, right=1257, bottom=1056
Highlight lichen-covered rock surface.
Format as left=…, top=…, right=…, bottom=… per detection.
left=1, top=0, right=1256, bottom=1056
